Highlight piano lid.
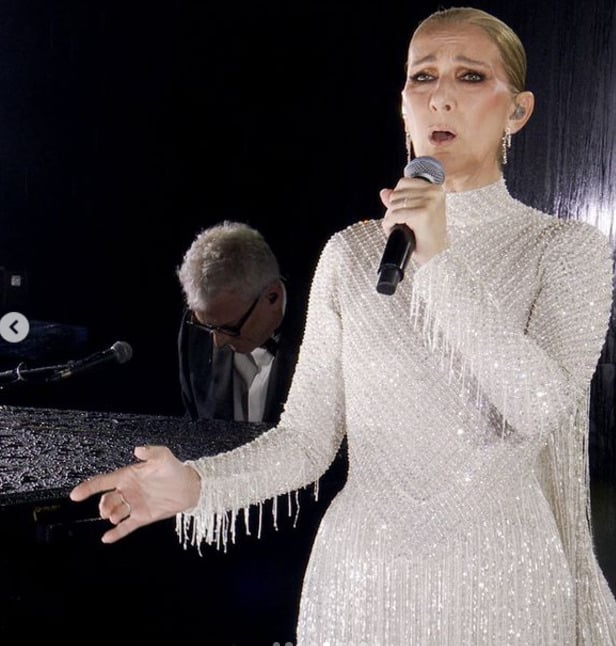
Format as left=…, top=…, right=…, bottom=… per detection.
left=0, top=405, right=270, bottom=508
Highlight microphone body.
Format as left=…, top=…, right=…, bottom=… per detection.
left=376, top=156, right=445, bottom=295
left=376, top=226, right=414, bottom=296
left=50, top=341, right=133, bottom=381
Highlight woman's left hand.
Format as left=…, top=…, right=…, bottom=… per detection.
left=379, top=176, right=447, bottom=265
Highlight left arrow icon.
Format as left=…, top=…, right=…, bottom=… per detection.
left=0, top=312, right=30, bottom=343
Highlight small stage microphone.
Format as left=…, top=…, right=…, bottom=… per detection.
left=376, top=156, right=445, bottom=295
left=50, top=341, right=133, bottom=381
left=0, top=341, right=133, bottom=386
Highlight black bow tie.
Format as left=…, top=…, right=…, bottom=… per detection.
left=260, top=337, right=279, bottom=356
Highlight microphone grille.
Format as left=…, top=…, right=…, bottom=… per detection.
left=111, top=341, right=133, bottom=364
left=404, top=156, right=445, bottom=185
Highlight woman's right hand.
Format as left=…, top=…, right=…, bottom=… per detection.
left=69, top=444, right=202, bottom=544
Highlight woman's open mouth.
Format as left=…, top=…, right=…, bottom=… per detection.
left=430, top=130, right=456, bottom=144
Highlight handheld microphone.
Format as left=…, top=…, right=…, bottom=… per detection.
left=376, top=156, right=445, bottom=295
left=50, top=340, right=133, bottom=381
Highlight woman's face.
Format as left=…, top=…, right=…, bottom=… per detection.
left=402, top=23, right=519, bottom=189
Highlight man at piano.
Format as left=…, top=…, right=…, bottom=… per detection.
left=176, top=220, right=307, bottom=424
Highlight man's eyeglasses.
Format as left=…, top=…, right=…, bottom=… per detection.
left=186, top=292, right=261, bottom=337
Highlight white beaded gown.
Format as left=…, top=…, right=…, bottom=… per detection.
left=180, top=179, right=616, bottom=645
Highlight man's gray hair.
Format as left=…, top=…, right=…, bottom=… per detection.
left=177, top=220, right=280, bottom=311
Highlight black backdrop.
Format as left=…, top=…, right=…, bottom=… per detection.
left=0, top=0, right=614, bottom=417
left=0, top=1, right=614, bottom=641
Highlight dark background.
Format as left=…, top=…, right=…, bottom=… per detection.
left=0, top=1, right=614, bottom=643
left=0, top=0, right=614, bottom=417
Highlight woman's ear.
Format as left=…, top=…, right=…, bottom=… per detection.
left=509, top=91, right=535, bottom=133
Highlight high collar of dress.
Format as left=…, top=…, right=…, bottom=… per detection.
left=445, top=177, right=515, bottom=227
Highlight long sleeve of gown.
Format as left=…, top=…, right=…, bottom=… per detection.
left=411, top=218, right=612, bottom=440
left=411, top=208, right=616, bottom=644
left=177, top=238, right=347, bottom=550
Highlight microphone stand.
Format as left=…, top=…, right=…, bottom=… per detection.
left=0, top=341, right=133, bottom=390
left=0, top=361, right=69, bottom=388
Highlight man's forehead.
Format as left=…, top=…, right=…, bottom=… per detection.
left=199, top=289, right=243, bottom=317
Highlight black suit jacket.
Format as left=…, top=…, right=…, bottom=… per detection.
left=177, top=286, right=306, bottom=423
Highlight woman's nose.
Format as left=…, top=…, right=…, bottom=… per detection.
left=429, top=80, right=455, bottom=112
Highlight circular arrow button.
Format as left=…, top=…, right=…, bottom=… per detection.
left=0, top=312, right=30, bottom=343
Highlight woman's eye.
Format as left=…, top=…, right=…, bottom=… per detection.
left=409, top=72, right=435, bottom=83
left=460, top=71, right=484, bottom=82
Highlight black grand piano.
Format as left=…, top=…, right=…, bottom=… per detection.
left=0, top=404, right=347, bottom=645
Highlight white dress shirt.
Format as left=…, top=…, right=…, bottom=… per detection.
left=233, top=346, right=275, bottom=422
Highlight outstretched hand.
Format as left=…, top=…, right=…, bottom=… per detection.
left=69, top=444, right=202, bottom=544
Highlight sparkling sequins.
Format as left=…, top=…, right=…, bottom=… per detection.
left=178, top=180, right=616, bottom=645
